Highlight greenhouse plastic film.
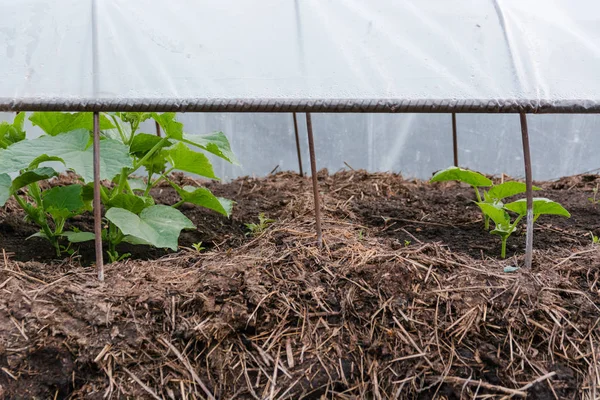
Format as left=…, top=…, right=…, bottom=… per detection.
left=2, top=0, right=600, bottom=112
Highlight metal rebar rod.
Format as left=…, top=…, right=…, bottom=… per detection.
left=93, top=112, right=104, bottom=281
left=305, top=113, right=322, bottom=247
left=452, top=113, right=458, bottom=167
left=155, top=120, right=162, bottom=137
left=292, top=113, right=304, bottom=176
left=519, top=112, right=533, bottom=268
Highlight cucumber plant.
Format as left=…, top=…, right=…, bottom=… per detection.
left=430, top=166, right=540, bottom=229
left=477, top=198, right=570, bottom=258
left=0, top=111, right=238, bottom=262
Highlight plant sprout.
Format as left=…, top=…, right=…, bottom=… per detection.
left=245, top=213, right=275, bottom=236
left=431, top=166, right=540, bottom=229
left=477, top=198, right=570, bottom=258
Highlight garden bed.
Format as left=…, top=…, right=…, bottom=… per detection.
left=0, top=170, right=599, bottom=399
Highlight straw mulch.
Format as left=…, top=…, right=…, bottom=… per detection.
left=0, top=209, right=598, bottom=399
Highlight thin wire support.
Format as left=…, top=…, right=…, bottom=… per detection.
left=93, top=112, right=104, bottom=281
left=519, top=112, right=533, bottom=268
left=305, top=113, right=322, bottom=247
left=292, top=113, right=304, bottom=176
left=452, top=113, right=458, bottom=167
left=155, top=121, right=162, bottom=137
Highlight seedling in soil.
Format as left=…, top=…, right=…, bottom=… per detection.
left=245, top=213, right=275, bottom=236
left=477, top=198, right=570, bottom=258
left=192, top=242, right=206, bottom=252
left=588, top=184, right=600, bottom=205
left=431, top=166, right=540, bottom=229
left=590, top=232, right=599, bottom=244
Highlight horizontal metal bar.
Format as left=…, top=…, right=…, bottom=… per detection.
left=2, top=98, right=600, bottom=114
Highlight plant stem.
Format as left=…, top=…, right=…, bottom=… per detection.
left=130, top=137, right=169, bottom=175
left=109, top=114, right=128, bottom=144
left=473, top=186, right=489, bottom=229
left=144, top=168, right=174, bottom=197
left=501, top=237, right=507, bottom=258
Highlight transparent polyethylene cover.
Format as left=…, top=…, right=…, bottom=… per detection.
left=1, top=0, right=600, bottom=111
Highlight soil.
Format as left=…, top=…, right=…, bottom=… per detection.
left=0, top=170, right=599, bottom=399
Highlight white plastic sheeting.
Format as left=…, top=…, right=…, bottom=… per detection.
left=2, top=0, right=600, bottom=111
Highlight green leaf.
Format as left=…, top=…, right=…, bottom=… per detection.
left=129, top=133, right=171, bottom=156
left=0, top=129, right=133, bottom=183
left=29, top=112, right=115, bottom=136
left=106, top=193, right=154, bottom=214
left=28, top=155, right=66, bottom=170
left=105, top=205, right=195, bottom=250
left=128, top=178, right=147, bottom=192
left=0, top=173, right=10, bottom=206
left=476, top=202, right=511, bottom=228
left=152, top=113, right=183, bottom=139
left=61, top=231, right=95, bottom=243
left=0, top=113, right=26, bottom=149
left=486, top=182, right=540, bottom=202
left=11, top=167, right=58, bottom=192
left=430, top=166, right=492, bottom=187
left=504, top=198, right=571, bottom=218
left=165, top=142, right=217, bottom=179
left=177, top=185, right=233, bottom=217
left=42, top=185, right=85, bottom=219
left=182, top=131, right=239, bottom=165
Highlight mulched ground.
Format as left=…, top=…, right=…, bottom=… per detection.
left=0, top=170, right=599, bottom=399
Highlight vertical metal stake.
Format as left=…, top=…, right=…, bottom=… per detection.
left=452, top=113, right=458, bottom=167
left=305, top=113, right=322, bottom=247
left=292, top=113, right=304, bottom=176
left=93, top=112, right=104, bottom=281
left=519, top=112, right=533, bottom=268
left=155, top=121, right=162, bottom=137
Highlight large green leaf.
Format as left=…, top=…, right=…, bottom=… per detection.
left=177, top=185, right=233, bottom=217
left=165, top=142, right=217, bottom=179
left=106, top=193, right=154, bottom=214
left=0, top=129, right=132, bottom=183
left=182, top=132, right=239, bottom=165
left=61, top=231, right=95, bottom=243
left=29, top=112, right=115, bottom=136
left=105, top=205, right=195, bottom=250
left=504, top=198, right=571, bottom=218
left=11, top=167, right=58, bottom=192
left=430, top=166, right=492, bottom=187
left=0, top=113, right=26, bottom=149
left=476, top=202, right=511, bottom=227
left=42, top=185, right=85, bottom=219
left=0, top=174, right=10, bottom=206
left=486, top=182, right=540, bottom=201
left=129, top=133, right=171, bottom=156
left=152, top=113, right=183, bottom=139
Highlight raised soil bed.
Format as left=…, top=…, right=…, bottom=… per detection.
left=0, top=170, right=599, bottom=399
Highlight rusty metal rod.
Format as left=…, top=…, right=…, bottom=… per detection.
left=305, top=113, right=322, bottom=247
left=452, top=113, right=458, bottom=167
left=292, top=113, right=304, bottom=176
left=93, top=112, right=104, bottom=281
left=155, top=121, right=162, bottom=137
left=519, top=112, right=533, bottom=268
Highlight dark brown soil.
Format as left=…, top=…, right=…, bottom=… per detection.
left=0, top=171, right=599, bottom=399
left=1, top=171, right=598, bottom=264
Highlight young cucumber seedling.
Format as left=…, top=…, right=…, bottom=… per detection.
left=430, top=166, right=540, bottom=230
left=477, top=198, right=570, bottom=258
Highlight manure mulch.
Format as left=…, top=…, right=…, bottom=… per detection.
left=0, top=171, right=599, bottom=399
